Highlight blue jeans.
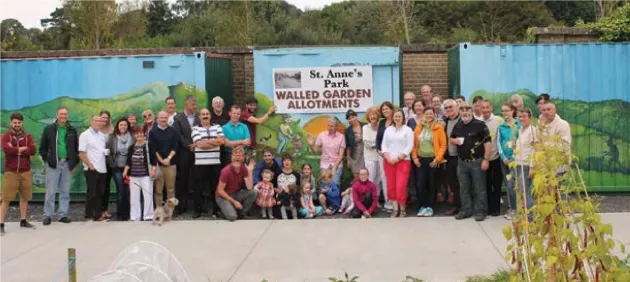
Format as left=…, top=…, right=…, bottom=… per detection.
left=457, top=159, right=487, bottom=215
left=112, top=167, right=130, bottom=220
left=514, top=165, right=534, bottom=212
left=501, top=162, right=516, bottom=209
left=277, top=135, right=289, bottom=153
left=44, top=161, right=72, bottom=218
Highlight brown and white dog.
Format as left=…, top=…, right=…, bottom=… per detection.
left=153, top=198, right=179, bottom=226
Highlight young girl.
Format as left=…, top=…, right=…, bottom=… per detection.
left=255, top=169, right=276, bottom=219
left=318, top=169, right=341, bottom=215
left=338, top=187, right=355, bottom=215
left=122, top=126, right=156, bottom=222
left=277, top=183, right=300, bottom=219
left=301, top=163, right=317, bottom=191
left=299, top=183, right=323, bottom=218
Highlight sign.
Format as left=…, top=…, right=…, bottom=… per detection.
left=272, top=66, right=373, bottom=114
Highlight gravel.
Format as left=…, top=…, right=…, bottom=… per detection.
left=4, top=193, right=630, bottom=223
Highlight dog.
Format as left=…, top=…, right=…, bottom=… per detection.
left=153, top=197, right=179, bottom=226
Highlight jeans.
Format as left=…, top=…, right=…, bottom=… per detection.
left=112, top=167, right=129, bottom=220
left=486, top=159, right=503, bottom=214
left=501, top=162, right=516, bottom=210
left=216, top=189, right=258, bottom=221
left=44, top=161, right=72, bottom=218
left=277, top=135, right=289, bottom=153
left=457, top=158, right=487, bottom=216
left=415, top=157, right=437, bottom=209
left=194, top=165, right=221, bottom=214
left=513, top=165, right=534, bottom=212
left=383, top=159, right=411, bottom=205
left=445, top=156, right=461, bottom=209
left=84, top=170, right=106, bottom=219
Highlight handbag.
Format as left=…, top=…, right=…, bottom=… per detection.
left=145, top=142, right=161, bottom=180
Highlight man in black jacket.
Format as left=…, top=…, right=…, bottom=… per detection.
left=172, top=95, right=200, bottom=214
left=39, top=106, right=79, bottom=225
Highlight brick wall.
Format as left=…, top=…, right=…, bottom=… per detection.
left=401, top=52, right=449, bottom=100
left=533, top=27, right=599, bottom=43
left=230, top=53, right=255, bottom=106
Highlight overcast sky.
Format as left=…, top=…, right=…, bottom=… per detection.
left=0, top=0, right=344, bottom=29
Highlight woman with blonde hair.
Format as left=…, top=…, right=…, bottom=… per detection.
left=362, top=107, right=384, bottom=207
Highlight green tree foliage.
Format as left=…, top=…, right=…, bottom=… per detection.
left=0, top=19, right=40, bottom=51
left=40, top=7, right=73, bottom=50
left=587, top=2, right=630, bottom=41
left=545, top=1, right=597, bottom=26
left=147, top=0, right=174, bottom=37
left=66, top=0, right=118, bottom=49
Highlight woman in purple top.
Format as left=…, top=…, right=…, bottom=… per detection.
left=351, top=169, right=379, bottom=218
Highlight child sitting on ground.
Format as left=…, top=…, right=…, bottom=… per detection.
left=318, top=169, right=341, bottom=215
left=338, top=187, right=354, bottom=215
left=277, top=183, right=300, bottom=219
left=255, top=169, right=276, bottom=219
left=299, top=182, right=323, bottom=218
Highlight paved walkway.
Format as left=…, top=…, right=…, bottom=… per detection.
left=1, top=213, right=629, bottom=282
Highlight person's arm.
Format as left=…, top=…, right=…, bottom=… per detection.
left=376, top=121, right=384, bottom=151
left=1, top=133, right=19, bottom=156
left=39, top=127, right=49, bottom=159
left=308, top=134, right=322, bottom=153
left=245, top=163, right=255, bottom=190
left=300, top=195, right=309, bottom=210
left=334, top=137, right=345, bottom=170
left=411, top=126, right=421, bottom=164
left=400, top=127, right=414, bottom=159
left=559, top=121, right=572, bottom=153
left=216, top=180, right=238, bottom=205
left=368, top=183, right=378, bottom=214
left=24, top=134, right=37, bottom=156
left=252, top=161, right=263, bottom=184
left=435, top=127, right=447, bottom=163
left=77, top=133, right=94, bottom=170
left=246, top=106, right=275, bottom=124
left=327, top=183, right=340, bottom=199
left=497, top=128, right=506, bottom=161
left=173, top=115, right=192, bottom=148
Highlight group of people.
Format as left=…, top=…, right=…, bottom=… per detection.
left=0, top=84, right=572, bottom=235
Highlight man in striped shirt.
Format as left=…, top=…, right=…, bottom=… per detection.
left=191, top=108, right=225, bottom=218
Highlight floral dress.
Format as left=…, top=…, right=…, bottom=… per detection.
left=255, top=181, right=276, bottom=208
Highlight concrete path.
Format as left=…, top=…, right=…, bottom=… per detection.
left=1, top=214, right=629, bottom=282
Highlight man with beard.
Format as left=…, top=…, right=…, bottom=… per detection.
left=40, top=106, right=79, bottom=225
left=252, top=147, right=282, bottom=185
left=1, top=113, right=37, bottom=235
left=215, top=146, right=257, bottom=221
left=172, top=95, right=201, bottom=214
left=450, top=103, right=491, bottom=222
left=241, top=95, right=276, bottom=148
left=191, top=108, right=225, bottom=218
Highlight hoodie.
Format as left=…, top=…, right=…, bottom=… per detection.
left=2, top=130, right=36, bottom=173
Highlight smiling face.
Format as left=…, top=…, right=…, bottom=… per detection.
left=432, top=97, right=442, bottom=110
left=358, top=169, right=368, bottom=182
left=229, top=107, right=241, bottom=123
left=501, top=105, right=514, bottom=121
left=424, top=108, right=435, bottom=123
left=481, top=101, right=493, bottom=119
left=57, top=108, right=69, bottom=125
left=165, top=98, right=176, bottom=113
left=444, top=101, right=458, bottom=118
left=199, top=108, right=211, bottom=125
left=117, top=120, right=129, bottom=134
left=518, top=111, right=531, bottom=127
left=282, top=158, right=292, bottom=169
left=302, top=164, right=312, bottom=176
left=413, top=101, right=424, bottom=115
left=381, top=105, right=393, bottom=119
left=392, top=110, right=404, bottom=126
left=11, top=118, right=23, bottom=133
left=404, top=92, right=415, bottom=108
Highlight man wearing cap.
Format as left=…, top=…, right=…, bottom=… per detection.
left=241, top=95, right=276, bottom=148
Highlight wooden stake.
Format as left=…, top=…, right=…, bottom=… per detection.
left=68, top=248, right=77, bottom=282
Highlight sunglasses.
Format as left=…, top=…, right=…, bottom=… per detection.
left=143, top=114, right=152, bottom=118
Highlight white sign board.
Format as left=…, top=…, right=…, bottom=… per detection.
left=272, top=66, right=373, bottom=114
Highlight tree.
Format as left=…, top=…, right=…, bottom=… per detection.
left=147, top=0, right=174, bottom=37
left=469, top=1, right=555, bottom=42
left=66, top=0, right=117, bottom=49
left=113, top=0, right=147, bottom=46
left=1, top=19, right=40, bottom=51
left=40, top=7, right=73, bottom=50
left=588, top=2, right=630, bottom=41
left=545, top=1, right=597, bottom=26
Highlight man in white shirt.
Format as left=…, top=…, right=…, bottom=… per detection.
left=402, top=91, right=416, bottom=124
left=480, top=99, right=504, bottom=216
left=78, top=115, right=109, bottom=221
left=539, top=102, right=572, bottom=173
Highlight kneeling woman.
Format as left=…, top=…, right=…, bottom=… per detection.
left=123, top=126, right=157, bottom=221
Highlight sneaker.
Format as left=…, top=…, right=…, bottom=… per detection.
left=416, top=207, right=427, bottom=217
left=425, top=207, right=434, bottom=217
left=474, top=214, right=486, bottom=221
left=59, top=217, right=71, bottom=224
left=455, top=213, right=471, bottom=220
left=306, top=213, right=314, bottom=219
left=43, top=217, right=52, bottom=226
left=20, top=221, right=35, bottom=228
left=383, top=202, right=394, bottom=211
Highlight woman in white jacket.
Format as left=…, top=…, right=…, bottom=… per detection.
left=381, top=108, right=414, bottom=217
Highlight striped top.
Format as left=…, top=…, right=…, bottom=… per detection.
left=192, top=124, right=223, bottom=165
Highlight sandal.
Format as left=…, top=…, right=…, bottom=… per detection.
left=390, top=210, right=399, bottom=218
left=400, top=210, right=407, bottom=218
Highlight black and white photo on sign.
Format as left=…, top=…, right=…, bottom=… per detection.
left=274, top=71, right=302, bottom=89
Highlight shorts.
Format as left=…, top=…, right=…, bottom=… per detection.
left=2, top=171, right=33, bottom=201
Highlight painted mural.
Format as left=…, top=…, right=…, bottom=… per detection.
left=0, top=53, right=209, bottom=196
left=253, top=47, right=401, bottom=184
left=451, top=43, right=630, bottom=191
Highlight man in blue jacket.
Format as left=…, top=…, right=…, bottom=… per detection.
left=253, top=147, right=282, bottom=185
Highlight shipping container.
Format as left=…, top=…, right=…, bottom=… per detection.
left=0, top=52, right=221, bottom=198
left=448, top=42, right=630, bottom=191
left=253, top=47, right=401, bottom=184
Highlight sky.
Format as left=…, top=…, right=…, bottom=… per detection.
left=0, top=0, right=344, bottom=29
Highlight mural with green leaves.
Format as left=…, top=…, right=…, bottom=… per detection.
left=472, top=89, right=630, bottom=191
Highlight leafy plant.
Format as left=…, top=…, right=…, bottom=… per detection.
left=328, top=272, right=359, bottom=282
left=502, top=124, right=629, bottom=281
left=465, top=269, right=510, bottom=282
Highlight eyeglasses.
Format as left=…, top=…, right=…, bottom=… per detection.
left=444, top=106, right=453, bottom=109
left=143, top=114, right=152, bottom=118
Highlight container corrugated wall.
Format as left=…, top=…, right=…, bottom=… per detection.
left=450, top=42, right=630, bottom=191
left=205, top=56, right=233, bottom=108
left=1, top=53, right=209, bottom=198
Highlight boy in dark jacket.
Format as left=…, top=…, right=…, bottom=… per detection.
left=277, top=183, right=300, bottom=219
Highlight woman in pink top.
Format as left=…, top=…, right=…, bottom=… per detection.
left=306, top=118, right=346, bottom=185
